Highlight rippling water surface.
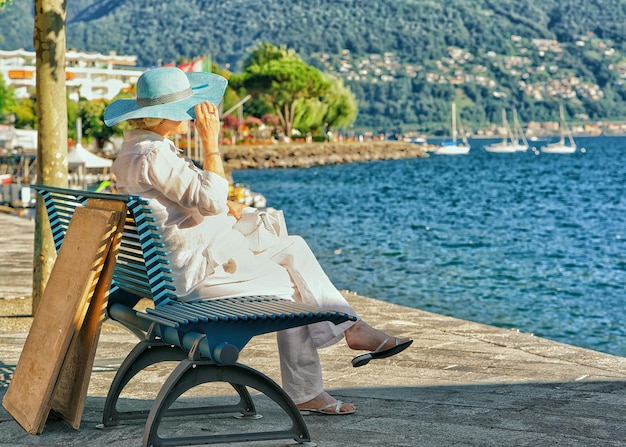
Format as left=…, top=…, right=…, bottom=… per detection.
left=234, top=136, right=626, bottom=357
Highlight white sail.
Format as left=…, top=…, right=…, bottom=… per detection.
left=511, top=109, right=529, bottom=152
left=435, top=102, right=471, bottom=155
left=484, top=109, right=517, bottom=153
left=541, top=104, right=576, bottom=154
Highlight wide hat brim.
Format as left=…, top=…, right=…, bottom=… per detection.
left=104, top=71, right=227, bottom=127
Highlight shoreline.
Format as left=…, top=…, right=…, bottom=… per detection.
left=218, top=140, right=429, bottom=172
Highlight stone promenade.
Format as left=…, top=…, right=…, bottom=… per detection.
left=0, top=211, right=624, bottom=447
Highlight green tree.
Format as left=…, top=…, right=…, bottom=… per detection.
left=237, top=44, right=300, bottom=123
left=226, top=72, right=274, bottom=120
left=243, top=58, right=330, bottom=140
left=0, top=73, right=17, bottom=122
left=78, top=99, right=113, bottom=141
left=243, top=43, right=300, bottom=70
left=319, top=75, right=358, bottom=131
left=242, top=43, right=358, bottom=137
left=293, top=76, right=357, bottom=134
left=12, top=97, right=36, bottom=128
left=4, top=94, right=102, bottom=141
left=66, top=96, right=79, bottom=141
left=293, top=97, right=326, bottom=133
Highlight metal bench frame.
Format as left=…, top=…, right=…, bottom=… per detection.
left=34, top=185, right=356, bottom=447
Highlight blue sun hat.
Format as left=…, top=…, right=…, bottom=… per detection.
left=104, top=67, right=227, bottom=127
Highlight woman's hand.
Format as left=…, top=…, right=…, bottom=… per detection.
left=195, top=101, right=225, bottom=178
left=227, top=200, right=247, bottom=220
left=195, top=101, right=220, bottom=152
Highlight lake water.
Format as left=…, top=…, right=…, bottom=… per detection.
left=233, top=136, right=626, bottom=357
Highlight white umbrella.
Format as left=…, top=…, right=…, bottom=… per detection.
left=68, top=144, right=112, bottom=168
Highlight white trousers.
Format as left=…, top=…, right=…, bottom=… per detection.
left=193, top=234, right=358, bottom=404
left=261, top=235, right=358, bottom=404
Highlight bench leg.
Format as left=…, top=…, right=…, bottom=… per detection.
left=102, top=340, right=187, bottom=425
left=101, top=341, right=258, bottom=427
left=143, top=359, right=311, bottom=447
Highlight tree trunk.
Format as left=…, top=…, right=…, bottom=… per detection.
left=283, top=102, right=292, bottom=142
left=32, top=0, right=68, bottom=314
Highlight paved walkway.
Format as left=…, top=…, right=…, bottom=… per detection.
left=1, top=211, right=625, bottom=446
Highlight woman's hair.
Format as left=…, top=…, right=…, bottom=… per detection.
left=127, top=117, right=165, bottom=129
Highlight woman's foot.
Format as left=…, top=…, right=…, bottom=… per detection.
left=297, top=391, right=356, bottom=415
left=345, top=320, right=413, bottom=367
left=344, top=320, right=410, bottom=352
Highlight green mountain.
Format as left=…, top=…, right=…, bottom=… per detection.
left=3, top=0, right=626, bottom=133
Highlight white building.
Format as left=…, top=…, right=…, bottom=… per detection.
left=0, top=48, right=143, bottom=101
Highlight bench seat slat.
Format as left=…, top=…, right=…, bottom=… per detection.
left=145, top=305, right=217, bottom=323
left=147, top=306, right=197, bottom=325
left=179, top=301, right=250, bottom=321
left=139, top=297, right=349, bottom=329
left=193, top=300, right=261, bottom=320
left=217, top=298, right=281, bottom=319
left=192, top=300, right=259, bottom=321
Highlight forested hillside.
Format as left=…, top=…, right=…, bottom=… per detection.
left=2, top=0, right=626, bottom=133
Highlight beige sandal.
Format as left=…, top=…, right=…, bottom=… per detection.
left=351, top=336, right=413, bottom=367
left=298, top=400, right=355, bottom=415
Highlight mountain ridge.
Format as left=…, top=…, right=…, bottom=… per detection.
left=2, top=0, right=626, bottom=132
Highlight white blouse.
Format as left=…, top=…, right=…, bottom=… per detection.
left=112, top=129, right=292, bottom=301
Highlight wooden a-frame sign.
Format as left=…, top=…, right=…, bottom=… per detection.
left=2, top=200, right=126, bottom=434
left=50, top=199, right=127, bottom=429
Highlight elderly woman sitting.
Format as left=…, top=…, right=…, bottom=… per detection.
left=104, top=67, right=412, bottom=415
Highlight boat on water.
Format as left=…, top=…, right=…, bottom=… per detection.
left=510, top=109, right=529, bottom=151
left=484, top=109, right=518, bottom=153
left=484, top=108, right=530, bottom=153
left=541, top=104, right=576, bottom=154
left=435, top=103, right=470, bottom=155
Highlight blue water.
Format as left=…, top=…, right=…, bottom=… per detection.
left=233, top=136, right=626, bottom=357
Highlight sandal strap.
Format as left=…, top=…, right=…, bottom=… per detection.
left=373, top=336, right=396, bottom=354
left=319, top=400, right=343, bottom=414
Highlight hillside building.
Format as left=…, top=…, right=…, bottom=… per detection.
left=0, top=49, right=142, bottom=101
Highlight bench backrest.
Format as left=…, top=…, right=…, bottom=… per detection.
left=33, top=185, right=176, bottom=307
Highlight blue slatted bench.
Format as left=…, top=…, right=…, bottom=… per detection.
left=33, top=184, right=356, bottom=447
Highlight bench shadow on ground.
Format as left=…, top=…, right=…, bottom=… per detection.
left=1, top=380, right=624, bottom=447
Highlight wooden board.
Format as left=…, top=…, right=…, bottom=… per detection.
left=2, top=206, right=120, bottom=434
left=50, top=200, right=127, bottom=429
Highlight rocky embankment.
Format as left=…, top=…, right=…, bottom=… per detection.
left=220, top=140, right=429, bottom=173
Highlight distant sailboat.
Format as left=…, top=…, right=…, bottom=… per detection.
left=541, top=104, right=576, bottom=154
left=511, top=109, right=529, bottom=152
left=484, top=108, right=529, bottom=153
left=484, top=109, right=517, bottom=153
left=435, top=102, right=471, bottom=155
